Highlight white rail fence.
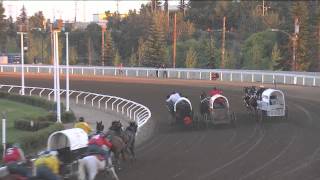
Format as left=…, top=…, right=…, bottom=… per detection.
left=0, top=84, right=151, bottom=128
left=1, top=64, right=320, bottom=87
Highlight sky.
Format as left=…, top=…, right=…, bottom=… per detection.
left=3, top=1, right=180, bottom=22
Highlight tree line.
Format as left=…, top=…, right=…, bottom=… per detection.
left=0, top=1, right=319, bottom=71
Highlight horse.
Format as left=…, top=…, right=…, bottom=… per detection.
left=124, top=122, right=138, bottom=160
left=199, top=91, right=211, bottom=128
left=78, top=154, right=119, bottom=180
left=97, top=121, right=129, bottom=170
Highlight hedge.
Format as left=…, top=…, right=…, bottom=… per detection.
left=0, top=91, right=76, bottom=123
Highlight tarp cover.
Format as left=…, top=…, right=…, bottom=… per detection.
left=47, top=128, right=88, bottom=151
left=210, top=94, right=229, bottom=109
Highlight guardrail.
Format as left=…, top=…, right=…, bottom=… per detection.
left=0, top=64, right=320, bottom=87
left=0, top=84, right=151, bottom=177
left=0, top=84, right=151, bottom=128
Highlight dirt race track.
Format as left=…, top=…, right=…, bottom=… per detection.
left=1, top=73, right=320, bottom=180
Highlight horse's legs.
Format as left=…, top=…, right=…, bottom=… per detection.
left=106, top=157, right=119, bottom=180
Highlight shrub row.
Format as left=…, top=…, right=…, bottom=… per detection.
left=14, top=120, right=53, bottom=131
left=0, top=92, right=55, bottom=111
left=0, top=91, right=76, bottom=123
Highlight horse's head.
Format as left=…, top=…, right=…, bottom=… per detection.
left=200, top=91, right=207, bottom=100
left=110, top=120, right=122, bottom=131
left=96, top=121, right=104, bottom=133
left=127, top=121, right=138, bottom=133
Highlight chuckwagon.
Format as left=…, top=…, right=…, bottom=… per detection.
left=256, top=88, right=288, bottom=121
left=204, top=94, right=236, bottom=127
left=47, top=128, right=89, bottom=179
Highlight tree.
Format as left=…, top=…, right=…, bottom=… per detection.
left=28, top=11, right=45, bottom=30
left=129, top=51, right=138, bottom=66
left=0, top=2, right=6, bottom=52
left=185, top=47, right=197, bottom=68
left=142, top=12, right=167, bottom=67
left=113, top=49, right=122, bottom=66
left=17, top=5, right=28, bottom=29
left=103, top=30, right=114, bottom=66
left=137, top=38, right=146, bottom=66
left=271, top=43, right=284, bottom=70
left=291, top=1, right=312, bottom=71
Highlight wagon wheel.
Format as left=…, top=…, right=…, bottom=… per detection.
left=230, top=112, right=236, bottom=128
left=192, top=112, right=199, bottom=129
left=284, top=105, right=289, bottom=121
left=257, top=110, right=263, bottom=123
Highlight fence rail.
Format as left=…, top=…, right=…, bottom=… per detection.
left=0, top=84, right=151, bottom=128
left=1, top=64, right=320, bottom=87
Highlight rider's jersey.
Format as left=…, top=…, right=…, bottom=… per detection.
left=208, top=89, right=223, bottom=96
left=34, top=155, right=60, bottom=175
left=3, top=147, right=24, bottom=164
left=166, top=93, right=181, bottom=103
left=88, top=134, right=112, bottom=149
left=74, top=122, right=92, bottom=134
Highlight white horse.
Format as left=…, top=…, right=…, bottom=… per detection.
left=78, top=155, right=119, bottom=180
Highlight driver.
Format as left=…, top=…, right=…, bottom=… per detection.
left=3, top=143, right=31, bottom=178
left=34, top=150, right=60, bottom=180
left=208, top=87, right=223, bottom=96
left=166, top=91, right=181, bottom=113
left=87, top=133, right=113, bottom=161
left=74, top=117, right=93, bottom=135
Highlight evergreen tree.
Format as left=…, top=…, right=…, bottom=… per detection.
left=17, top=5, right=28, bottom=30
left=142, top=13, right=167, bottom=67
left=205, top=33, right=216, bottom=68
left=185, top=47, right=197, bottom=68
left=179, top=0, right=186, bottom=16
left=0, top=2, right=6, bottom=52
left=103, top=30, right=114, bottom=66
left=129, top=50, right=138, bottom=66
left=29, top=11, right=45, bottom=30
left=137, top=38, right=146, bottom=66
left=291, top=1, right=312, bottom=71
left=113, top=49, right=122, bottom=66
left=271, top=43, right=283, bottom=70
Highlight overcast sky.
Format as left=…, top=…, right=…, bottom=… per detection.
left=2, top=1, right=180, bottom=22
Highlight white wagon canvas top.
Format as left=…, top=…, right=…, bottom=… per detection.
left=209, top=94, right=229, bottom=109
left=47, top=128, right=88, bottom=151
left=261, top=89, right=285, bottom=105
left=174, top=97, right=192, bottom=112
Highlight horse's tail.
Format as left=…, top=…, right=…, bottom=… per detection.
left=78, top=158, right=87, bottom=180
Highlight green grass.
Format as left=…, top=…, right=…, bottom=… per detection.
left=0, top=99, right=49, bottom=143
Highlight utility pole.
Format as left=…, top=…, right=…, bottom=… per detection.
left=318, top=23, right=320, bottom=71
left=262, top=0, right=265, bottom=16
left=65, top=32, right=70, bottom=112
left=88, top=37, right=92, bottom=65
left=221, top=16, right=226, bottom=68
left=173, top=12, right=177, bottom=68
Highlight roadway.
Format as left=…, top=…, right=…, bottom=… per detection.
left=0, top=74, right=320, bottom=180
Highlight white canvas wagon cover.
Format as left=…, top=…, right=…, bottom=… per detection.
left=261, top=89, right=285, bottom=103
left=47, top=128, right=88, bottom=151
left=174, top=97, right=193, bottom=112
left=209, top=94, right=229, bottom=109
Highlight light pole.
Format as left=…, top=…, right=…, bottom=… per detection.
left=270, top=28, right=298, bottom=71
left=53, top=30, right=61, bottom=123
left=17, top=32, right=27, bottom=95
left=65, top=32, right=70, bottom=112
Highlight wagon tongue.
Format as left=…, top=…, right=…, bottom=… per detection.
left=184, top=116, right=192, bottom=126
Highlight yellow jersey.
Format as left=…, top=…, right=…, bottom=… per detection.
left=74, top=122, right=92, bottom=134
left=34, top=155, right=60, bottom=175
